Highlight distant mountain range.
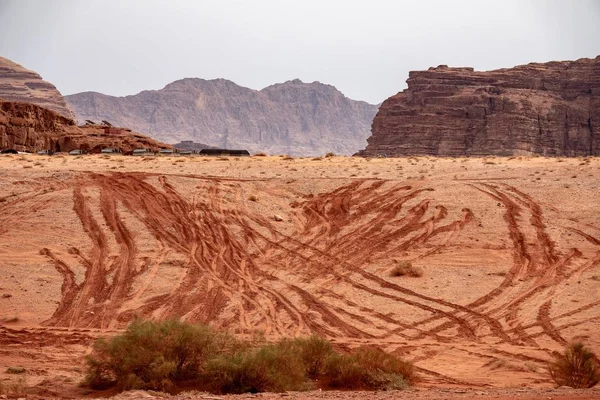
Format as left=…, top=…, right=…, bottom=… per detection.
left=65, top=78, right=379, bottom=156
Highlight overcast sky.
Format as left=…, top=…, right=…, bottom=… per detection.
left=0, top=0, right=599, bottom=104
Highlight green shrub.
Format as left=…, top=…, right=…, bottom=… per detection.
left=84, top=319, right=414, bottom=394
left=549, top=342, right=599, bottom=388
left=295, top=335, right=334, bottom=379
left=204, top=342, right=308, bottom=393
left=324, top=347, right=414, bottom=390
left=85, top=319, right=232, bottom=392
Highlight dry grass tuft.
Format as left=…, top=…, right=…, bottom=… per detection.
left=390, top=261, right=423, bottom=278
left=549, top=342, right=599, bottom=388
left=6, top=366, right=26, bottom=374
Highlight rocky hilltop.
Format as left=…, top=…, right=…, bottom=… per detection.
left=0, top=57, right=74, bottom=119
left=65, top=78, right=378, bottom=156
left=0, top=101, right=169, bottom=153
left=358, top=56, right=600, bottom=157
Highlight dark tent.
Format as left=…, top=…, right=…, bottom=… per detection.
left=199, top=149, right=250, bottom=156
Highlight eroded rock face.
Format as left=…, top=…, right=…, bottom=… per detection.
left=66, top=78, right=379, bottom=156
left=358, top=56, right=600, bottom=157
left=0, top=101, right=169, bottom=153
left=0, top=57, right=74, bottom=119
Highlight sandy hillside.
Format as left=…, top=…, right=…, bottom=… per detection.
left=0, top=154, right=599, bottom=398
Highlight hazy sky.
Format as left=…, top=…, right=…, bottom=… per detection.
left=0, top=0, right=599, bottom=104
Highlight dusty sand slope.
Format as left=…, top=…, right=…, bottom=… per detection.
left=0, top=154, right=599, bottom=398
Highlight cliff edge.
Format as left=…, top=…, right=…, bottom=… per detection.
left=358, top=56, right=600, bottom=157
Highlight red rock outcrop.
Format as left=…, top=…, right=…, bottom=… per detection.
left=65, top=79, right=378, bottom=156
left=0, top=101, right=169, bottom=153
left=358, top=56, right=600, bottom=157
left=0, top=57, right=74, bottom=119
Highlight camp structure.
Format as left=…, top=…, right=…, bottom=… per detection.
left=199, top=148, right=250, bottom=156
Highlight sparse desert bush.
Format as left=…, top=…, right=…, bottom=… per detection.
left=254, top=152, right=267, bottom=157
left=204, top=340, right=309, bottom=394
left=295, top=335, right=334, bottom=379
left=390, top=261, right=423, bottom=278
left=85, top=319, right=233, bottom=392
left=325, top=152, right=335, bottom=158
left=248, top=195, right=259, bottom=202
left=324, top=347, right=414, bottom=390
left=84, top=320, right=414, bottom=395
left=6, top=366, right=26, bottom=374
left=549, top=342, right=599, bottom=388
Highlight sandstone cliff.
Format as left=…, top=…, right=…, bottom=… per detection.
left=65, top=79, right=378, bottom=156
left=358, top=56, right=600, bottom=157
left=0, top=57, right=74, bottom=119
left=0, top=101, right=169, bottom=154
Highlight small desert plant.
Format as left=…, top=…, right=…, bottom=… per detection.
left=204, top=341, right=309, bottom=394
left=248, top=195, right=259, bottom=202
left=549, top=342, right=599, bottom=388
left=325, top=152, right=335, bottom=158
left=324, top=347, right=414, bottom=390
left=389, top=261, right=423, bottom=278
left=254, top=152, right=267, bottom=157
left=6, top=366, right=26, bottom=374
left=295, top=335, right=334, bottom=379
left=85, top=319, right=233, bottom=392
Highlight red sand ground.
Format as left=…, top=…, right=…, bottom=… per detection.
left=0, top=154, right=599, bottom=399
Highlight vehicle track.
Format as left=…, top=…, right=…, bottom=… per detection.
left=4, top=171, right=598, bottom=386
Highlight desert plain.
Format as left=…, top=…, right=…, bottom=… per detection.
left=0, top=153, right=599, bottom=399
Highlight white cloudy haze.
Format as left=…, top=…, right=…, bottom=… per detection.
left=0, top=0, right=599, bottom=104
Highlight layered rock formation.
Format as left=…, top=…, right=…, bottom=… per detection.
left=0, top=101, right=169, bottom=154
left=358, top=56, right=600, bottom=157
left=0, top=57, right=74, bottom=119
left=66, top=79, right=378, bottom=156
